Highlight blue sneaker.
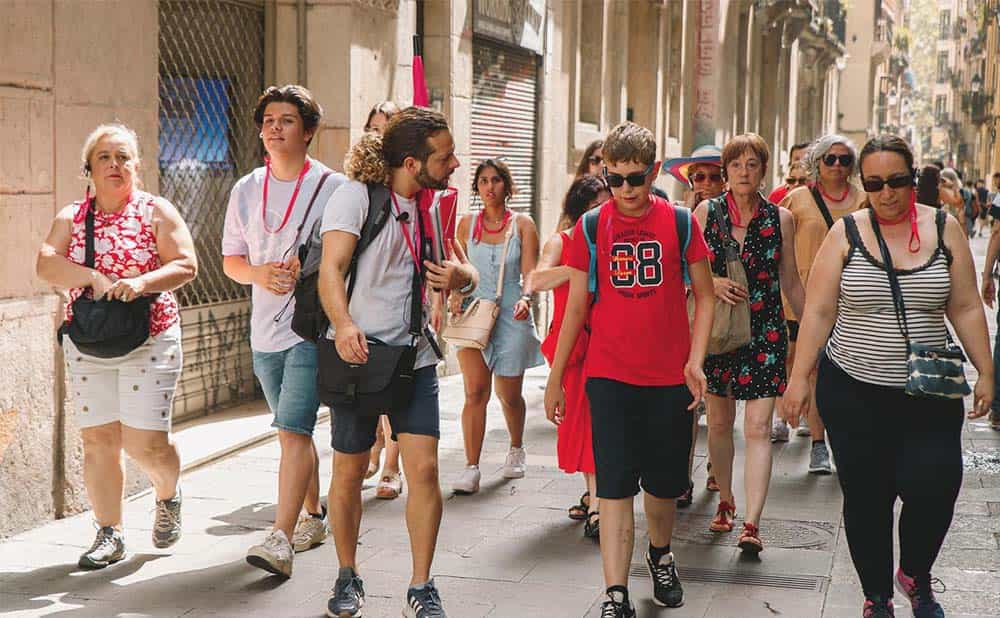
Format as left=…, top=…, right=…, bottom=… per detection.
left=326, top=567, right=364, bottom=618
left=404, top=578, right=446, bottom=617
left=895, top=568, right=945, bottom=618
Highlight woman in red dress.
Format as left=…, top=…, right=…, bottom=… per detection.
left=528, top=175, right=609, bottom=539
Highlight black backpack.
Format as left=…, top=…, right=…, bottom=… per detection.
left=291, top=183, right=394, bottom=342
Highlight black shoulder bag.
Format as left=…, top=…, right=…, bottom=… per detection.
left=58, top=202, right=159, bottom=359
left=315, top=185, right=423, bottom=415
left=869, top=208, right=971, bottom=400
left=809, top=186, right=836, bottom=230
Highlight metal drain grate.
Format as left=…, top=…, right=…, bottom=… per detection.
left=629, top=565, right=827, bottom=592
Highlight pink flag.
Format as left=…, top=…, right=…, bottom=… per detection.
left=412, top=35, right=429, bottom=107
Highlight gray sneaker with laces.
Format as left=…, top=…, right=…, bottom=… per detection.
left=153, top=488, right=182, bottom=548
left=246, top=529, right=293, bottom=577
left=808, top=441, right=833, bottom=475
left=78, top=525, right=126, bottom=569
left=404, top=578, right=446, bottom=617
left=326, top=566, right=365, bottom=617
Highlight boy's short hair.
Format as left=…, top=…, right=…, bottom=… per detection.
left=722, top=133, right=770, bottom=171
left=603, top=122, right=656, bottom=166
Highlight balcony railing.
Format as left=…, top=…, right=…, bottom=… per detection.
left=937, top=67, right=951, bottom=84
left=963, top=92, right=994, bottom=124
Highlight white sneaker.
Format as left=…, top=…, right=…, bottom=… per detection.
left=796, top=415, right=812, bottom=437
left=246, top=528, right=293, bottom=577
left=770, top=419, right=789, bottom=443
left=291, top=512, right=328, bottom=553
left=452, top=465, right=481, bottom=494
left=502, top=446, right=526, bottom=479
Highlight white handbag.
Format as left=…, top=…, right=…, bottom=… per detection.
left=441, top=222, right=513, bottom=350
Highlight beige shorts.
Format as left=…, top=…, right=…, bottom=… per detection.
left=64, top=323, right=183, bottom=432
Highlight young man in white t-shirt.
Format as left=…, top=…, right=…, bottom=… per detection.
left=319, top=107, right=477, bottom=618
left=221, top=85, right=345, bottom=577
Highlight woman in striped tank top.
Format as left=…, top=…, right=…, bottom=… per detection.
left=783, top=135, right=993, bottom=618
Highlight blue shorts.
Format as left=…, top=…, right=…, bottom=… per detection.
left=330, top=365, right=440, bottom=454
left=252, top=340, right=320, bottom=436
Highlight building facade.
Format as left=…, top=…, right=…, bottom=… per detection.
left=0, top=0, right=845, bottom=537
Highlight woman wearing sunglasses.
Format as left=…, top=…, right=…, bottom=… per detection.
left=694, top=133, right=805, bottom=555
left=773, top=136, right=866, bottom=471
left=783, top=135, right=993, bottom=618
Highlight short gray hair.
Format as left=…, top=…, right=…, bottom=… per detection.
left=806, top=134, right=858, bottom=181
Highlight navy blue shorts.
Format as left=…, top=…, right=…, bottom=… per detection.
left=330, top=366, right=440, bottom=453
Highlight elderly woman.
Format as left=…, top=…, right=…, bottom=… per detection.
left=364, top=100, right=399, bottom=135
left=694, top=133, right=805, bottom=554
left=784, top=135, right=993, bottom=618
left=772, top=135, right=867, bottom=471
left=36, top=124, right=198, bottom=568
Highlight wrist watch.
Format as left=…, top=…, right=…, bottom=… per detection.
left=458, top=274, right=476, bottom=295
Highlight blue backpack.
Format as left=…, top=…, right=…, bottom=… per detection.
left=581, top=202, right=692, bottom=304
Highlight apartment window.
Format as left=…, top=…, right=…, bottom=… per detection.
left=936, top=52, right=949, bottom=82
left=939, top=10, right=950, bottom=40
left=935, top=95, right=947, bottom=122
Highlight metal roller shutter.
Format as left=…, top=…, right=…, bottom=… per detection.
left=470, top=39, right=539, bottom=216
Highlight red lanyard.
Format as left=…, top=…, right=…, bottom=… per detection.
left=390, top=192, right=427, bottom=303
left=873, top=193, right=920, bottom=253
left=725, top=191, right=758, bottom=228
left=262, top=158, right=311, bottom=234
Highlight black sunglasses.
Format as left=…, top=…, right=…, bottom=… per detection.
left=588, top=155, right=603, bottom=165
left=690, top=171, right=723, bottom=183
left=861, top=175, right=912, bottom=192
left=785, top=177, right=809, bottom=186
left=604, top=163, right=654, bottom=188
left=822, top=153, right=854, bottom=167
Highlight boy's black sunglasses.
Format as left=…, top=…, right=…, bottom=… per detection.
left=604, top=163, right=654, bottom=188
left=861, top=175, right=912, bottom=192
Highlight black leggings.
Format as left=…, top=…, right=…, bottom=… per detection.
left=816, top=352, right=964, bottom=597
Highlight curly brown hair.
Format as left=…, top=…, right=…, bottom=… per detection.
left=344, top=132, right=387, bottom=184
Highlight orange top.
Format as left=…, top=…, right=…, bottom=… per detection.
left=779, top=184, right=866, bottom=321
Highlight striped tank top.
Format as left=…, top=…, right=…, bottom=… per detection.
left=825, top=209, right=952, bottom=387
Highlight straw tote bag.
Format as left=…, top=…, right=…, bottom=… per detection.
left=441, top=221, right=514, bottom=350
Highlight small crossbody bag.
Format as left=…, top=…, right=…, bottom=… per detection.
left=869, top=209, right=971, bottom=400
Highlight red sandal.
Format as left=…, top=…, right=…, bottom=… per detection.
left=738, top=522, right=763, bottom=554
left=709, top=500, right=736, bottom=532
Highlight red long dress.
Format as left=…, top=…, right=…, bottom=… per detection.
left=540, top=231, right=595, bottom=475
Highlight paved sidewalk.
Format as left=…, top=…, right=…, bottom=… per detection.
left=1, top=236, right=998, bottom=618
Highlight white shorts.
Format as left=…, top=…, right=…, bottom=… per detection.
left=64, top=322, right=183, bottom=432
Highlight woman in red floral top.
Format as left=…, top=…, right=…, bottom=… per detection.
left=36, top=124, right=197, bottom=569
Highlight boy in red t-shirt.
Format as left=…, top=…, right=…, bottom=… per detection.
left=544, top=122, right=715, bottom=617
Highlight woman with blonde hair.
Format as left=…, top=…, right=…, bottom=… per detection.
left=37, top=123, right=198, bottom=568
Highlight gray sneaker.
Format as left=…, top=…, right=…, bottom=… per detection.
left=808, top=441, right=833, bottom=475
left=404, top=578, right=446, bottom=617
left=327, top=566, right=365, bottom=617
left=292, top=511, right=328, bottom=553
left=246, top=529, right=293, bottom=577
left=78, top=525, right=126, bottom=569
left=152, top=488, right=182, bottom=548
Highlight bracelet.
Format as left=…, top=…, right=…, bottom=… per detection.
left=458, top=276, right=476, bottom=295
left=520, top=294, right=532, bottom=305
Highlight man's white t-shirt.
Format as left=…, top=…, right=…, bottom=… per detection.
left=320, top=180, right=436, bottom=370
left=221, top=158, right=346, bottom=353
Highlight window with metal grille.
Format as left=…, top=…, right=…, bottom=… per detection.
left=158, top=0, right=264, bottom=307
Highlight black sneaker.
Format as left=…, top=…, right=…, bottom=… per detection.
left=404, top=578, right=446, bottom=617
left=646, top=550, right=684, bottom=607
left=326, top=567, right=365, bottom=618
left=78, top=525, right=126, bottom=569
left=599, top=588, right=636, bottom=618
left=989, top=408, right=1000, bottom=431
left=676, top=481, right=694, bottom=508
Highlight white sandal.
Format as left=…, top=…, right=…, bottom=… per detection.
left=375, top=473, right=403, bottom=499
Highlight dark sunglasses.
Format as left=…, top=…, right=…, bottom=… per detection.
left=822, top=153, right=854, bottom=167
left=604, top=163, right=654, bottom=188
left=785, top=177, right=809, bottom=186
left=861, top=175, right=913, bottom=192
left=690, top=171, right=723, bottom=183
left=588, top=155, right=604, bottom=165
